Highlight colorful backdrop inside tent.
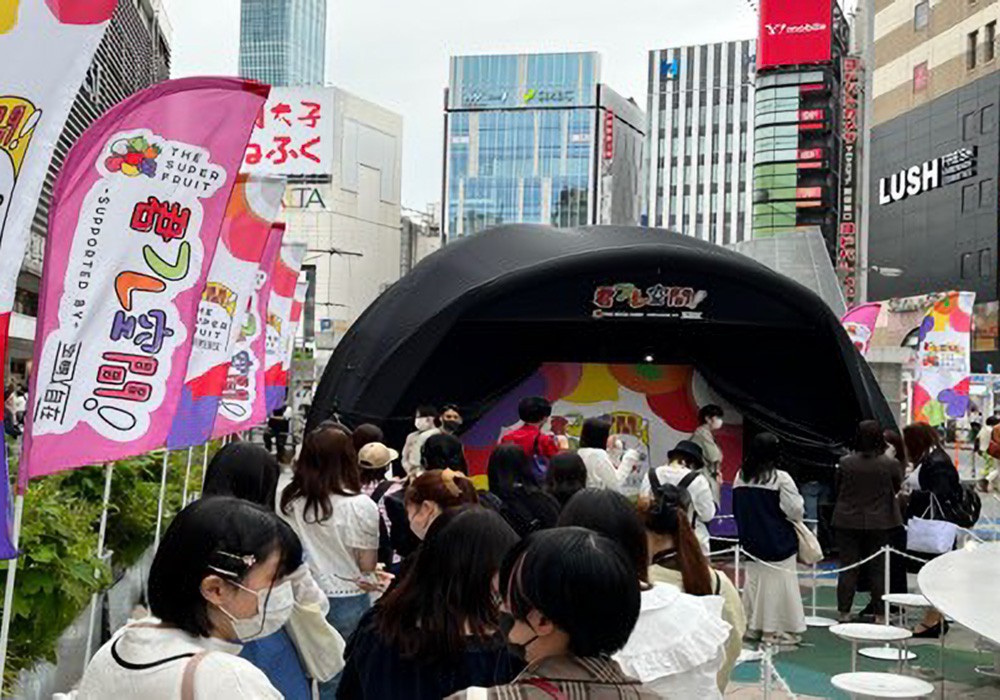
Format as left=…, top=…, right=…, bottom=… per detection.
left=462, top=363, right=744, bottom=501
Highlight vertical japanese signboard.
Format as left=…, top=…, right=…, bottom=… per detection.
left=838, top=56, right=861, bottom=306
left=21, top=78, right=268, bottom=482
left=242, top=87, right=335, bottom=176
left=213, top=223, right=285, bottom=438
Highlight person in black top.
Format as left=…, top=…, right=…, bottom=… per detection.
left=544, top=451, right=589, bottom=510
left=487, top=445, right=560, bottom=538
left=338, top=506, right=522, bottom=699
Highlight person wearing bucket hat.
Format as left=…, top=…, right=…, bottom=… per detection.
left=641, top=440, right=717, bottom=555
left=358, top=442, right=400, bottom=496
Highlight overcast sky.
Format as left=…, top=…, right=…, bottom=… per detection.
left=164, top=0, right=760, bottom=210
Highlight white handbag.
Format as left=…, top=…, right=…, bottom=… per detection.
left=285, top=600, right=346, bottom=682
left=792, top=520, right=823, bottom=564
left=906, top=495, right=958, bottom=555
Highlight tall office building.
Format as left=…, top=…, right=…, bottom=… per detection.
left=239, top=0, right=327, bottom=86
left=644, top=40, right=756, bottom=244
left=443, top=52, right=645, bottom=239
left=5, top=0, right=171, bottom=384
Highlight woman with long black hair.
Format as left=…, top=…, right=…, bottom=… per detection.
left=339, top=507, right=522, bottom=699
left=486, top=444, right=560, bottom=537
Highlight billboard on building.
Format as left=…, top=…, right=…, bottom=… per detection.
left=242, top=87, right=336, bottom=176
left=838, top=56, right=861, bottom=306
left=757, top=0, right=832, bottom=70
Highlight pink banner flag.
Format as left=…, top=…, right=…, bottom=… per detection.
left=841, top=302, right=882, bottom=356
left=213, top=223, right=286, bottom=438
left=264, top=244, right=306, bottom=414
left=21, top=77, right=269, bottom=485
left=166, top=174, right=284, bottom=448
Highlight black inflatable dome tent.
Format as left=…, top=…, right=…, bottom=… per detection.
left=309, top=225, right=894, bottom=467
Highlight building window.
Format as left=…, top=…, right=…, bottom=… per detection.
left=962, top=182, right=978, bottom=212
left=961, top=252, right=974, bottom=278
left=982, top=105, right=995, bottom=133
left=914, top=0, right=929, bottom=30
left=913, top=62, right=929, bottom=92
left=987, top=22, right=996, bottom=62
left=969, top=30, right=979, bottom=69
left=980, top=249, right=993, bottom=278
left=979, top=178, right=994, bottom=208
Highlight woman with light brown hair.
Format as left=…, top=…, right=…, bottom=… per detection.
left=404, top=468, right=479, bottom=540
left=278, top=426, right=380, bottom=698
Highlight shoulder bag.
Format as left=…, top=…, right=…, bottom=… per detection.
left=791, top=521, right=823, bottom=564
left=907, top=493, right=958, bottom=554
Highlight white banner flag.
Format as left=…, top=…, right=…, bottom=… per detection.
left=0, top=1, right=114, bottom=377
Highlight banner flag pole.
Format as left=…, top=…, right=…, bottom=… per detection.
left=84, top=462, right=114, bottom=661
left=154, top=450, right=170, bottom=548
left=181, top=446, right=193, bottom=507
left=200, top=442, right=209, bottom=492
left=0, top=492, right=25, bottom=696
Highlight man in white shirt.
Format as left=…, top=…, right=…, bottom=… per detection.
left=641, top=440, right=717, bottom=554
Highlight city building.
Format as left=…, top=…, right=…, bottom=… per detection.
left=239, top=0, right=326, bottom=86
left=4, top=0, right=171, bottom=386
left=867, top=0, right=1000, bottom=369
left=281, top=87, right=403, bottom=367
left=443, top=52, right=645, bottom=239
left=644, top=39, right=756, bottom=244
left=750, top=0, right=857, bottom=301
left=400, top=206, right=443, bottom=277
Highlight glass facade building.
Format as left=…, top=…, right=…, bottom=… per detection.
left=239, top=0, right=326, bottom=86
left=444, top=52, right=645, bottom=238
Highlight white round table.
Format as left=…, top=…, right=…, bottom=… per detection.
left=831, top=623, right=913, bottom=672
left=831, top=672, right=934, bottom=698
left=859, top=594, right=932, bottom=662
left=919, top=542, right=1000, bottom=677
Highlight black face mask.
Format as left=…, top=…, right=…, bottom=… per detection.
left=498, top=612, right=538, bottom=660
left=442, top=419, right=463, bottom=434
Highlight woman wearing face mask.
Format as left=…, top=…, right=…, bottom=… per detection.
left=405, top=468, right=479, bottom=540
left=339, top=507, right=522, bottom=699
left=74, top=497, right=298, bottom=698
left=559, top=489, right=730, bottom=699
left=577, top=417, right=635, bottom=491
left=448, top=527, right=659, bottom=699
left=279, top=426, right=382, bottom=699
left=402, top=406, right=437, bottom=476
left=203, top=443, right=318, bottom=699
left=691, top=405, right=725, bottom=498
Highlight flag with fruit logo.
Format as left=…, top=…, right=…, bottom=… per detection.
left=265, top=244, right=306, bottom=413
left=167, top=175, right=285, bottom=448
left=20, top=78, right=269, bottom=484
left=0, top=0, right=115, bottom=558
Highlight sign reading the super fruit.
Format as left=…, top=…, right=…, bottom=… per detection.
left=242, top=87, right=336, bottom=176
left=22, top=78, right=267, bottom=483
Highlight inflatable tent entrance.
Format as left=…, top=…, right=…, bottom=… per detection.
left=308, top=225, right=895, bottom=487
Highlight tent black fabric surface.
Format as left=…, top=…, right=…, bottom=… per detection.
left=309, top=225, right=895, bottom=468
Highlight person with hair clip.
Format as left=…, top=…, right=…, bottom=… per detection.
left=448, top=528, right=659, bottom=699
left=203, top=444, right=320, bottom=698
left=72, top=498, right=299, bottom=698
left=339, top=507, right=522, bottom=699
left=279, top=426, right=383, bottom=699
left=559, top=489, right=730, bottom=699
left=642, top=482, right=746, bottom=691
left=404, top=468, right=480, bottom=540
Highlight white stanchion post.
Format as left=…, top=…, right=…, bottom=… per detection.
left=762, top=642, right=773, bottom=700
left=181, top=446, right=193, bottom=507
left=859, top=546, right=916, bottom=662
left=0, top=493, right=25, bottom=697
left=883, top=545, right=891, bottom=624
left=805, top=558, right=837, bottom=627
left=154, top=450, right=170, bottom=549
left=84, top=462, right=114, bottom=662
left=733, top=544, right=742, bottom=592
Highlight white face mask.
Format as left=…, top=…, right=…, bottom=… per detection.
left=217, top=580, right=294, bottom=642
left=710, top=417, right=723, bottom=430
left=415, top=416, right=435, bottom=431
left=885, top=444, right=897, bottom=460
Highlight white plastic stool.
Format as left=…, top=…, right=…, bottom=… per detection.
left=831, top=623, right=913, bottom=673
left=859, top=594, right=932, bottom=662
left=831, top=672, right=934, bottom=698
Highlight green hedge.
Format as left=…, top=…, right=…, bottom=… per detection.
left=0, top=440, right=218, bottom=687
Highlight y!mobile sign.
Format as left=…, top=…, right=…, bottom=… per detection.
left=757, top=0, right=832, bottom=70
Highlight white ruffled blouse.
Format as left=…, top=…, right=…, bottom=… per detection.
left=614, top=582, right=731, bottom=699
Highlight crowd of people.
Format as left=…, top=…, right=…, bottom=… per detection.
left=65, top=394, right=981, bottom=699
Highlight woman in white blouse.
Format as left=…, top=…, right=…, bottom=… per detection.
left=279, top=425, right=381, bottom=699
left=73, top=497, right=301, bottom=699
left=559, top=489, right=731, bottom=699
left=577, top=417, right=639, bottom=490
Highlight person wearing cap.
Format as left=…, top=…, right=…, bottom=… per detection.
left=640, top=440, right=717, bottom=555
left=358, top=442, right=400, bottom=497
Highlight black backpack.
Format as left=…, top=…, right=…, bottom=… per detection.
left=648, top=466, right=700, bottom=528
